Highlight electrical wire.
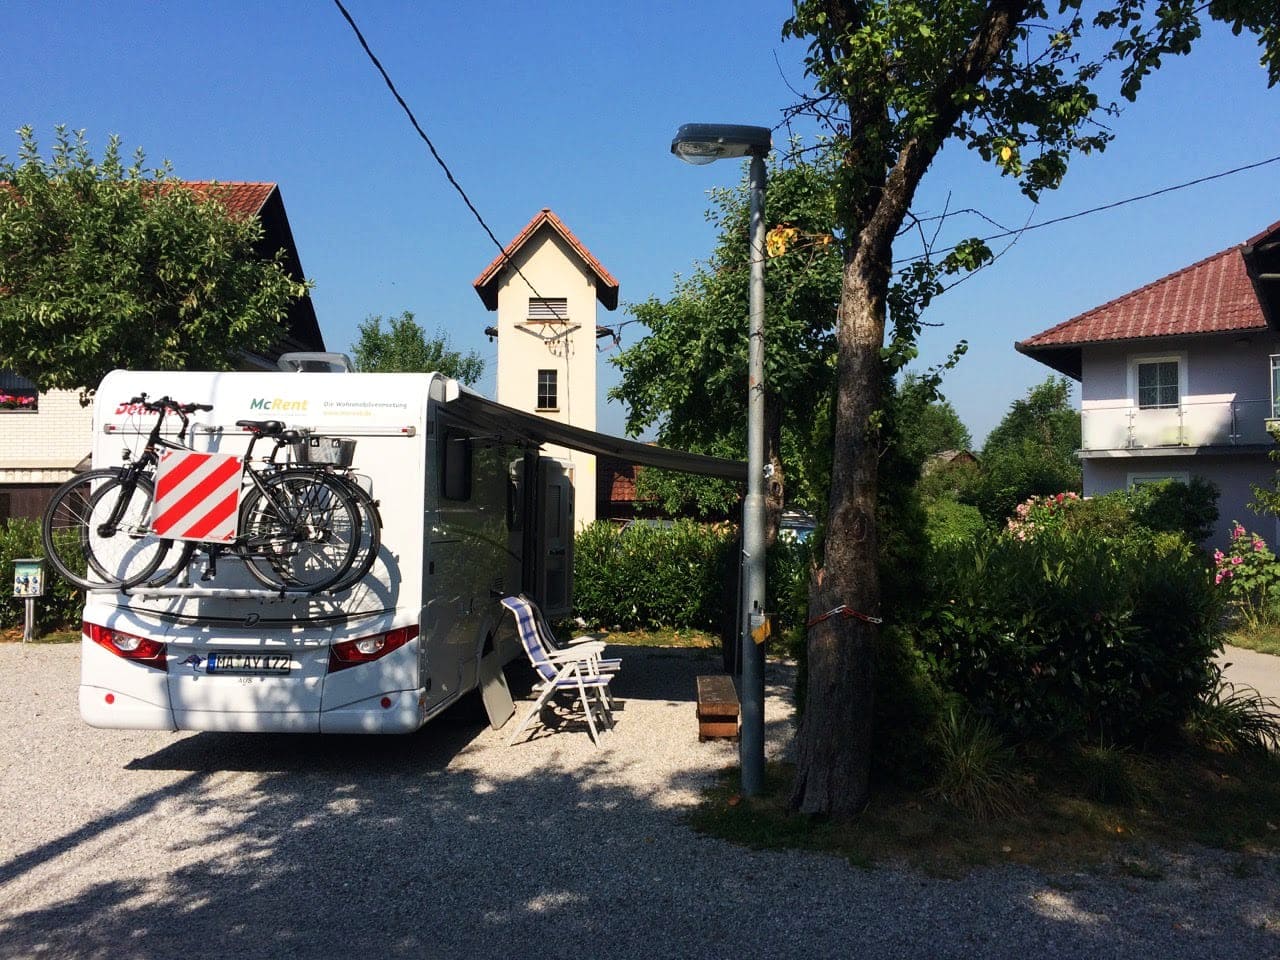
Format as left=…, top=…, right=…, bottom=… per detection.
left=332, top=0, right=568, bottom=325
left=894, top=152, right=1280, bottom=265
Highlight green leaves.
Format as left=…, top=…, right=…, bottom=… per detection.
left=0, top=126, right=304, bottom=394
left=350, top=310, right=484, bottom=383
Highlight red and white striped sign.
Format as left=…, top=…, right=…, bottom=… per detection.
left=151, top=449, right=244, bottom=543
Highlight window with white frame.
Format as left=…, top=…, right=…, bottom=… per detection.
left=1271, top=354, right=1280, bottom=418
left=536, top=369, right=558, bottom=410
left=1135, top=358, right=1180, bottom=409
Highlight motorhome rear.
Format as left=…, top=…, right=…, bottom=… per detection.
left=79, top=369, right=572, bottom=734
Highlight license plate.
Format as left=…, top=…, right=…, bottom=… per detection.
left=206, top=652, right=291, bottom=675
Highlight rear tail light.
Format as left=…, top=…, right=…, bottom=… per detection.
left=328, top=625, right=419, bottom=673
left=85, top=622, right=167, bottom=671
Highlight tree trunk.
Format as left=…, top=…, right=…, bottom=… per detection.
left=789, top=251, right=888, bottom=816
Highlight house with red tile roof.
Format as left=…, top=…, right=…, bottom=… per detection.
left=0, top=181, right=324, bottom=522
left=1017, top=220, right=1280, bottom=545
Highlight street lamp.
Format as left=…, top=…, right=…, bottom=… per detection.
left=672, top=122, right=771, bottom=797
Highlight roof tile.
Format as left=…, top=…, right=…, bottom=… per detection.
left=1018, top=226, right=1279, bottom=350
left=473, top=208, right=619, bottom=311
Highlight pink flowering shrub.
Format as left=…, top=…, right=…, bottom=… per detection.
left=1005, top=491, right=1081, bottom=541
left=0, top=392, right=36, bottom=410
left=1214, top=523, right=1280, bottom=628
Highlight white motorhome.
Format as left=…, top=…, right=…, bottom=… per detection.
left=78, top=369, right=581, bottom=734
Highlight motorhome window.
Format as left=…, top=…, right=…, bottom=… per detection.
left=537, top=370, right=558, bottom=411
left=442, top=430, right=473, bottom=501
left=547, top=484, right=562, bottom=537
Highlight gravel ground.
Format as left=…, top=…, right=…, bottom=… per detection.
left=1, top=641, right=1278, bottom=960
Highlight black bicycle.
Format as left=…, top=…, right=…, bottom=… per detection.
left=41, top=395, right=363, bottom=593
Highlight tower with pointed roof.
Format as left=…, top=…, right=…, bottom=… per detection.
left=473, top=209, right=619, bottom=528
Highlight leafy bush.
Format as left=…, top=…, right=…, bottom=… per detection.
left=924, top=498, right=987, bottom=546
left=573, top=520, right=735, bottom=630
left=918, top=527, right=1221, bottom=747
left=1125, top=478, right=1218, bottom=543
left=1214, top=523, right=1280, bottom=628
left=0, top=517, right=83, bottom=631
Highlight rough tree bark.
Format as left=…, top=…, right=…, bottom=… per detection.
left=790, top=0, right=1031, bottom=815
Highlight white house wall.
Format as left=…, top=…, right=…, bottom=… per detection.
left=1079, top=332, right=1280, bottom=547
left=0, top=388, right=94, bottom=484
left=493, top=229, right=598, bottom=528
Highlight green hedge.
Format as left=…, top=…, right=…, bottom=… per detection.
left=0, top=518, right=83, bottom=632
left=917, top=527, right=1220, bottom=747
left=573, top=521, right=735, bottom=630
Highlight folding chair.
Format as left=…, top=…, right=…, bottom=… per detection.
left=500, top=596, right=615, bottom=747
left=521, top=593, right=622, bottom=673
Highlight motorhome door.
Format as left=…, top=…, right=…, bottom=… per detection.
left=536, top=458, right=574, bottom=618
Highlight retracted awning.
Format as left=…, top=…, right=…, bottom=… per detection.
left=442, top=383, right=746, bottom=482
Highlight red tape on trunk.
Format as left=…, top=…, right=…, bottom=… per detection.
left=806, top=605, right=884, bottom=628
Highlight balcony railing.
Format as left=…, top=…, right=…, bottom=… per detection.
left=1081, top=398, right=1275, bottom=452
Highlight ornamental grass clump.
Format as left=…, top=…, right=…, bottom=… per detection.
left=926, top=706, right=1022, bottom=820
left=1186, top=681, right=1280, bottom=756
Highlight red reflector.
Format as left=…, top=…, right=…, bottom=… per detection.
left=105, top=693, right=115, bottom=704
left=329, top=625, right=419, bottom=673
left=85, top=621, right=168, bottom=672
left=380, top=696, right=392, bottom=709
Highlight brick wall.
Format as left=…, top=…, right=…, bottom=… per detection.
left=0, top=388, right=93, bottom=477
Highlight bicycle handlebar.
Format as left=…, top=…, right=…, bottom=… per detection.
left=127, top=393, right=213, bottom=415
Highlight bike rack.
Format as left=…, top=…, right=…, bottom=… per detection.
left=88, top=586, right=341, bottom=601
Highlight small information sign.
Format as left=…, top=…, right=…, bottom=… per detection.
left=12, top=558, right=44, bottom=598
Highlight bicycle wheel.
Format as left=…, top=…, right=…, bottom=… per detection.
left=42, top=469, right=171, bottom=590
left=144, top=540, right=197, bottom=588
left=326, top=478, right=382, bottom=593
left=239, top=471, right=360, bottom=592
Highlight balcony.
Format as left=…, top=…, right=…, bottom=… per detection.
left=1080, top=398, right=1276, bottom=454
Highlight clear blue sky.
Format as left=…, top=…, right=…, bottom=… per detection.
left=5, top=1, right=1278, bottom=444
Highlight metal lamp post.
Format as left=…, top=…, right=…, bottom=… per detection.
left=671, top=122, right=771, bottom=796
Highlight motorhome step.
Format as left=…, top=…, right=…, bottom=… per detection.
left=696, top=674, right=740, bottom=742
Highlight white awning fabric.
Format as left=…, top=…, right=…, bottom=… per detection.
left=442, top=385, right=746, bottom=482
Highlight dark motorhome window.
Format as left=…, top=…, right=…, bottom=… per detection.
left=442, top=429, right=473, bottom=501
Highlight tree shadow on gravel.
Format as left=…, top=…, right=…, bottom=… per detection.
left=3, top=649, right=1277, bottom=960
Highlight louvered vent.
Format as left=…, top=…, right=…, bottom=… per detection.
left=528, top=298, right=568, bottom=321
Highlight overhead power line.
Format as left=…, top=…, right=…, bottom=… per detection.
left=332, top=0, right=568, bottom=326
left=895, top=152, right=1280, bottom=265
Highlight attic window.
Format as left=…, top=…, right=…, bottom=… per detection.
left=528, top=298, right=567, bottom=322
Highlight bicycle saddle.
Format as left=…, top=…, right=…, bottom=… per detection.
left=236, top=419, right=286, bottom=435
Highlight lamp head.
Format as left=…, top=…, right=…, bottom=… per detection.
left=671, top=123, right=771, bottom=165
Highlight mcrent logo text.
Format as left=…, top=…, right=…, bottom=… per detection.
left=249, top=397, right=308, bottom=412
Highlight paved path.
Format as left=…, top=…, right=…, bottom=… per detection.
left=1220, top=644, right=1280, bottom=705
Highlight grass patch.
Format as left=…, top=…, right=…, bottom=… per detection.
left=0, top=625, right=79, bottom=644
left=1223, top=624, right=1280, bottom=657
left=593, top=626, right=720, bottom=649
left=688, top=748, right=1280, bottom=876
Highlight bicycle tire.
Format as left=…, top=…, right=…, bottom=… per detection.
left=326, top=478, right=382, bottom=593
left=41, top=469, right=171, bottom=591
left=144, top=540, right=197, bottom=588
left=238, top=471, right=360, bottom=592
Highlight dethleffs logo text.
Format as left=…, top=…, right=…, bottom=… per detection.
left=249, top=397, right=308, bottom=412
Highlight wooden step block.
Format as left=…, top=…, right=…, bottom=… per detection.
left=696, top=674, right=740, bottom=742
